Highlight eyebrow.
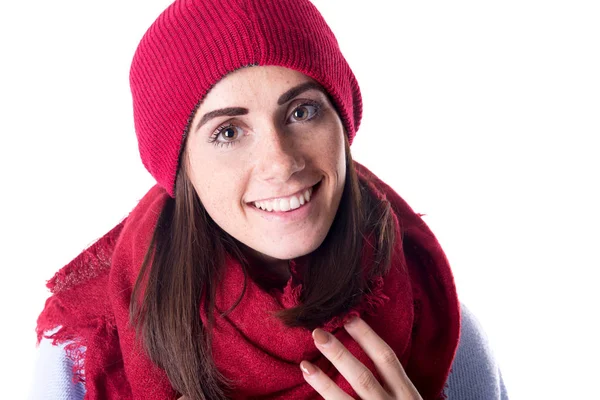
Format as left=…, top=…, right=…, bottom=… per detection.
left=195, top=107, right=249, bottom=132
left=277, top=81, right=324, bottom=106
left=194, top=81, right=325, bottom=132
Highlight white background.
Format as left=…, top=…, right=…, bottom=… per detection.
left=1, top=0, right=599, bottom=398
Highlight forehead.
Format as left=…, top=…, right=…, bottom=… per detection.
left=199, top=66, right=319, bottom=106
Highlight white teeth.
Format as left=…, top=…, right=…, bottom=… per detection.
left=252, top=185, right=316, bottom=213
left=304, top=189, right=311, bottom=202
left=290, top=196, right=300, bottom=210
left=279, top=198, right=291, bottom=211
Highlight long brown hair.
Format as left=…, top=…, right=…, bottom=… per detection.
left=130, top=139, right=396, bottom=399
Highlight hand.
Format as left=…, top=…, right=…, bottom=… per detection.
left=300, top=316, right=423, bottom=399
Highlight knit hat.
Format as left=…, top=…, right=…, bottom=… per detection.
left=130, top=0, right=363, bottom=197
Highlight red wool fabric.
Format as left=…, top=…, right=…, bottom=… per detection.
left=37, top=163, right=461, bottom=399
left=129, top=0, right=362, bottom=197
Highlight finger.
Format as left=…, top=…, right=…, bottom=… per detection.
left=300, top=360, right=354, bottom=400
left=343, top=317, right=421, bottom=398
left=312, top=328, right=389, bottom=400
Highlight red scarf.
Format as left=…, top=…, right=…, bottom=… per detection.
left=37, top=163, right=460, bottom=399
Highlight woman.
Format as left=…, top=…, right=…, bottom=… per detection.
left=34, top=0, right=508, bottom=399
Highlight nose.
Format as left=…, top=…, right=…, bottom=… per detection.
left=255, top=126, right=305, bottom=183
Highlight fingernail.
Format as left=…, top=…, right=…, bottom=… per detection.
left=312, top=328, right=330, bottom=345
left=344, top=316, right=358, bottom=327
left=300, top=360, right=317, bottom=375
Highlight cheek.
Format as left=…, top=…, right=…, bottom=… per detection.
left=315, top=124, right=346, bottom=178
left=187, top=156, right=229, bottom=212
left=194, top=173, right=245, bottom=214
left=187, top=139, right=246, bottom=203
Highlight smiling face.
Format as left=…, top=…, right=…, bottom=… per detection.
left=184, top=65, right=347, bottom=262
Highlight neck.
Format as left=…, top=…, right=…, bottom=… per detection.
left=241, top=246, right=292, bottom=290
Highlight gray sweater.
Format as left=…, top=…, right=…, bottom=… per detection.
left=31, top=303, right=508, bottom=399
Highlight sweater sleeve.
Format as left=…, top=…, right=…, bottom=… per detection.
left=444, top=303, right=509, bottom=400
left=30, top=336, right=86, bottom=400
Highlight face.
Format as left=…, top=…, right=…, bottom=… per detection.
left=185, top=65, right=347, bottom=261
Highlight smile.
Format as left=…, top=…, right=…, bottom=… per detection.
left=251, top=182, right=320, bottom=213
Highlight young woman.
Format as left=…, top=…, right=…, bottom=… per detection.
left=34, top=0, right=508, bottom=399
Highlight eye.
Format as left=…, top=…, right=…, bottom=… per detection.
left=220, top=126, right=239, bottom=140
left=288, top=102, right=321, bottom=123
left=208, top=124, right=243, bottom=148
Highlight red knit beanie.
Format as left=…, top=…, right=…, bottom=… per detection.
left=130, top=0, right=363, bottom=197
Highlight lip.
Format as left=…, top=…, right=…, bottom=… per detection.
left=247, top=181, right=321, bottom=222
left=246, top=181, right=321, bottom=204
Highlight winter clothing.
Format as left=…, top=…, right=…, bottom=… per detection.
left=36, top=163, right=460, bottom=399
left=31, top=303, right=509, bottom=400
left=35, top=0, right=508, bottom=398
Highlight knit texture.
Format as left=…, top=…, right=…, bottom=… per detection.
left=36, top=163, right=460, bottom=399
left=31, top=304, right=510, bottom=400
left=130, top=0, right=362, bottom=197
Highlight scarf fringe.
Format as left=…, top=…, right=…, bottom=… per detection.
left=36, top=220, right=126, bottom=385
left=47, top=220, right=126, bottom=294
left=37, top=296, right=124, bottom=395
left=37, top=323, right=87, bottom=383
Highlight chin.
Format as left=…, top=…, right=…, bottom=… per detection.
left=255, top=238, right=325, bottom=261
